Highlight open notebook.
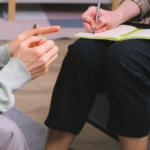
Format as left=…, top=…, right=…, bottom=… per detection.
left=74, top=25, right=150, bottom=41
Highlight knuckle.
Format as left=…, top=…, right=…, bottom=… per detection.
left=16, top=34, right=23, bottom=41
left=18, top=43, right=24, bottom=49
left=89, top=6, right=96, bottom=9
left=42, top=70, right=47, bottom=75
left=49, top=40, right=55, bottom=47
left=28, top=30, right=33, bottom=36
left=43, top=64, right=48, bottom=70
left=32, top=47, right=42, bottom=56
left=37, top=51, right=42, bottom=56
left=41, top=59, right=47, bottom=65
left=30, top=36, right=36, bottom=41
left=55, top=53, right=58, bottom=58
left=33, top=49, right=42, bottom=56
left=43, top=37, right=47, bottom=42
left=54, top=46, right=59, bottom=52
left=81, top=14, right=84, bottom=19
left=54, top=54, right=58, bottom=60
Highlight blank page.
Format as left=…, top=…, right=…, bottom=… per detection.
left=74, top=25, right=137, bottom=39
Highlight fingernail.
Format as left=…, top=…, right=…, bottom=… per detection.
left=54, top=25, right=61, bottom=28
left=36, top=34, right=42, bottom=37
left=33, top=24, right=37, bottom=29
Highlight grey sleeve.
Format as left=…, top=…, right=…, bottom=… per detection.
left=0, top=58, right=31, bottom=112
left=0, top=43, right=11, bottom=70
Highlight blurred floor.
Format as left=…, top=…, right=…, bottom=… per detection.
left=0, top=40, right=120, bottom=150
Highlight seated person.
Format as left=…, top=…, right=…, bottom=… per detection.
left=0, top=24, right=60, bottom=150
left=44, top=0, right=150, bottom=150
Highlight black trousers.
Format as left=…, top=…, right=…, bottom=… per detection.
left=45, top=23, right=150, bottom=138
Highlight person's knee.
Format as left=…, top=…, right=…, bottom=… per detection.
left=68, top=38, right=100, bottom=63
left=68, top=39, right=90, bottom=61
left=0, top=124, right=13, bottom=149
left=104, top=40, right=137, bottom=71
left=103, top=40, right=140, bottom=87
left=0, top=115, right=24, bottom=149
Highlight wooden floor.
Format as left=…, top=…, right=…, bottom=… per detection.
left=0, top=40, right=120, bottom=150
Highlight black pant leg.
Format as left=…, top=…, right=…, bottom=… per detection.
left=104, top=39, right=150, bottom=137
left=45, top=38, right=115, bottom=135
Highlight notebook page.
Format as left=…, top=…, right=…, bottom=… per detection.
left=121, top=29, right=150, bottom=39
left=74, top=25, right=137, bottom=39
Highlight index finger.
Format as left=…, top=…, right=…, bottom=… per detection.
left=81, top=6, right=97, bottom=17
left=37, top=26, right=61, bottom=35
left=81, top=6, right=97, bottom=29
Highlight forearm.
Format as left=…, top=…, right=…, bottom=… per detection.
left=114, top=0, right=140, bottom=24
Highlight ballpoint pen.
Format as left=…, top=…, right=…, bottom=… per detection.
left=93, top=0, right=101, bottom=34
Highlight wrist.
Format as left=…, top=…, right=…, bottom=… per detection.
left=113, top=9, right=124, bottom=26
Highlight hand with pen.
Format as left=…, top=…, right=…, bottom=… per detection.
left=81, top=6, right=120, bottom=33
left=81, top=1, right=140, bottom=33
left=8, top=24, right=61, bottom=80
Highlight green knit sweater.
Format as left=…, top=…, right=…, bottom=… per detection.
left=0, top=44, right=31, bottom=112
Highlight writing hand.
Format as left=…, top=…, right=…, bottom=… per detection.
left=81, top=6, right=121, bottom=33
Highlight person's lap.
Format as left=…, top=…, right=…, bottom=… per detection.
left=45, top=37, right=150, bottom=140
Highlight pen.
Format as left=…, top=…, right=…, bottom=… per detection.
left=93, top=0, right=101, bottom=34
